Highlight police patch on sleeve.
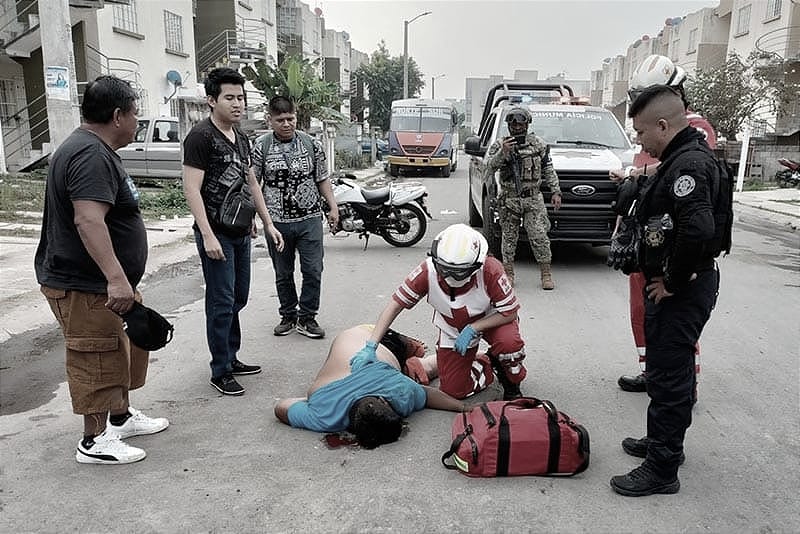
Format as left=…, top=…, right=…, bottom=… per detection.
left=673, top=175, right=696, bottom=197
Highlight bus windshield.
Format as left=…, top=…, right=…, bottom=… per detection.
left=390, top=106, right=453, bottom=133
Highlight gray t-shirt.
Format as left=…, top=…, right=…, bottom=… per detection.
left=35, top=128, right=148, bottom=293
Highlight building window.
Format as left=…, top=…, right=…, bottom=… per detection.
left=764, top=0, right=781, bottom=21
left=113, top=0, right=138, bottom=33
left=164, top=11, right=184, bottom=53
left=688, top=29, right=697, bottom=53
left=671, top=39, right=680, bottom=62
left=735, top=4, right=751, bottom=36
left=0, top=79, right=17, bottom=122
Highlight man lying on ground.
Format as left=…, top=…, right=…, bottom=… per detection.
left=274, top=325, right=469, bottom=448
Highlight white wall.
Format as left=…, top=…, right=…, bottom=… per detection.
left=82, top=0, right=199, bottom=118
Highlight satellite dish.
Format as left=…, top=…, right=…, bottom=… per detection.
left=166, top=70, right=183, bottom=86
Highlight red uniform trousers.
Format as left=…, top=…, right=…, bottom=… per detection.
left=436, top=320, right=526, bottom=400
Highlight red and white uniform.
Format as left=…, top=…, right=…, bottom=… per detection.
left=629, top=110, right=714, bottom=376
left=393, top=256, right=525, bottom=399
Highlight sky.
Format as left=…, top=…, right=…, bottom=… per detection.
left=317, top=0, right=720, bottom=100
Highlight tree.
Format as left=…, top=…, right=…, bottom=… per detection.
left=356, top=41, right=425, bottom=131
left=242, top=55, right=344, bottom=130
left=685, top=52, right=799, bottom=139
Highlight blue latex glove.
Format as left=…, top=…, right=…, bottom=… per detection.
left=453, top=325, right=478, bottom=356
left=351, top=340, right=378, bottom=370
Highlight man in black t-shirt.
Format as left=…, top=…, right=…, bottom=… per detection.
left=182, top=67, right=283, bottom=396
left=35, top=76, right=169, bottom=465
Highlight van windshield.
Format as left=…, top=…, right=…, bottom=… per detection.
left=501, top=109, right=629, bottom=149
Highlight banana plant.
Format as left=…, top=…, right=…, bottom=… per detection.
left=243, top=55, right=346, bottom=130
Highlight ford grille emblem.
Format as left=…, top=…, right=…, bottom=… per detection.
left=571, top=185, right=596, bottom=196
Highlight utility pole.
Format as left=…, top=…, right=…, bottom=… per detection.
left=41, top=0, right=80, bottom=154
left=403, top=11, right=431, bottom=99
left=431, top=74, right=445, bottom=99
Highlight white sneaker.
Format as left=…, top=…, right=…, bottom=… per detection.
left=75, top=430, right=146, bottom=464
left=107, top=407, right=170, bottom=439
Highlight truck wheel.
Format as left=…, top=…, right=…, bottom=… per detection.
left=389, top=164, right=399, bottom=177
left=440, top=164, right=451, bottom=178
left=481, top=196, right=502, bottom=257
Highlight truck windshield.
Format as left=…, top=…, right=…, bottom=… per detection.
left=501, top=109, right=629, bottom=149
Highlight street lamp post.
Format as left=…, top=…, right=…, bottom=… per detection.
left=403, top=11, right=431, bottom=99
left=431, top=74, right=445, bottom=99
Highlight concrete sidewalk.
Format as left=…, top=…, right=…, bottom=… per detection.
left=733, top=187, right=800, bottom=229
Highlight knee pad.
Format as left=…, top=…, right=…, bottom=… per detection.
left=493, top=349, right=526, bottom=376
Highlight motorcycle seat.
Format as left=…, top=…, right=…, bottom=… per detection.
left=362, top=186, right=391, bottom=204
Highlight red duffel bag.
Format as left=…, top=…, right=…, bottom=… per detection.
left=441, top=397, right=590, bottom=477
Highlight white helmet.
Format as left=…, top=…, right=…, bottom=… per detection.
left=430, top=224, right=488, bottom=287
left=628, top=54, right=686, bottom=101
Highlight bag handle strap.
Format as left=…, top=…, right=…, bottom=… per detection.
left=501, top=397, right=559, bottom=422
left=441, top=413, right=477, bottom=470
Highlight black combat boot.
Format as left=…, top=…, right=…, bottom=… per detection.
left=621, top=436, right=685, bottom=465
left=610, top=461, right=680, bottom=497
left=618, top=372, right=647, bottom=392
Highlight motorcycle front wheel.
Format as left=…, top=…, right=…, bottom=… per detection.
left=379, top=203, right=427, bottom=247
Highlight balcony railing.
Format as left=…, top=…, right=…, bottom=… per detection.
left=754, top=25, right=800, bottom=63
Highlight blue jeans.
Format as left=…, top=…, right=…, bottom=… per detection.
left=194, top=230, right=251, bottom=379
left=267, top=217, right=324, bottom=320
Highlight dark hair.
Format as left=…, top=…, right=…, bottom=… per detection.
left=81, top=75, right=137, bottom=124
left=628, top=84, right=683, bottom=118
left=268, top=95, right=296, bottom=115
left=348, top=396, right=403, bottom=449
left=204, top=67, right=245, bottom=101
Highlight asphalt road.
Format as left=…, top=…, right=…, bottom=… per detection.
left=1, top=156, right=798, bottom=533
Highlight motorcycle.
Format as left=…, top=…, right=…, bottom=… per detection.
left=775, top=158, right=800, bottom=188
left=330, top=174, right=432, bottom=248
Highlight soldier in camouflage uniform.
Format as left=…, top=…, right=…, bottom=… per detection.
left=486, top=107, right=562, bottom=289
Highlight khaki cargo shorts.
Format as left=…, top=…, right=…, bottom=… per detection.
left=41, top=286, right=149, bottom=415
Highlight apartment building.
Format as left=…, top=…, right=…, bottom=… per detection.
left=0, top=0, right=203, bottom=172
left=724, top=0, right=799, bottom=135
left=594, top=0, right=798, bottom=138
left=321, top=28, right=351, bottom=117
left=275, top=0, right=321, bottom=70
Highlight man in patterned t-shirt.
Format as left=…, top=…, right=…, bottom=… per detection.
left=251, top=96, right=339, bottom=340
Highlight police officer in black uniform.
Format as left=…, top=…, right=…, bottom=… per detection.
left=610, top=85, right=730, bottom=497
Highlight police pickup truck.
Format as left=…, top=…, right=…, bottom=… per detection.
left=117, top=117, right=182, bottom=180
left=465, top=83, right=635, bottom=253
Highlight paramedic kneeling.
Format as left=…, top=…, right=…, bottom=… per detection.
left=275, top=325, right=468, bottom=449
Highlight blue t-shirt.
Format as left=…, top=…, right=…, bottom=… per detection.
left=287, top=351, right=426, bottom=432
